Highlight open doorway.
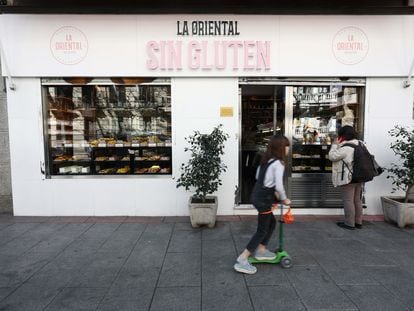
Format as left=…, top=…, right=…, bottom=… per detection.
left=239, top=85, right=286, bottom=204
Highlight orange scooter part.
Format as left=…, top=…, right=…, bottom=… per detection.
left=283, top=207, right=294, bottom=224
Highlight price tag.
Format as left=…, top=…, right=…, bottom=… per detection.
left=81, top=143, right=90, bottom=148
left=98, top=143, right=106, bottom=148
left=131, top=143, right=140, bottom=147
left=322, top=146, right=328, bottom=150
left=64, top=144, right=73, bottom=148
left=115, top=143, right=124, bottom=147
left=148, top=143, right=157, bottom=147
left=165, top=142, right=172, bottom=147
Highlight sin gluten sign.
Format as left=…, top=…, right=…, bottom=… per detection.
left=146, top=20, right=271, bottom=71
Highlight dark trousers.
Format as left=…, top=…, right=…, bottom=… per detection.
left=246, top=213, right=276, bottom=253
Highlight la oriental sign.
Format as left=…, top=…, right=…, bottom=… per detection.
left=145, top=20, right=271, bottom=71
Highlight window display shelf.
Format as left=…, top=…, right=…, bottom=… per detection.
left=44, top=81, right=172, bottom=177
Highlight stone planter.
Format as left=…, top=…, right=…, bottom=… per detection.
left=189, top=196, right=218, bottom=228
left=381, top=196, right=414, bottom=228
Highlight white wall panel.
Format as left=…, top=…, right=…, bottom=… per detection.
left=8, top=77, right=239, bottom=216
left=364, top=78, right=414, bottom=214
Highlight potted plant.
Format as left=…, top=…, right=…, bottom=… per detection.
left=176, top=125, right=229, bottom=228
left=381, top=125, right=414, bottom=228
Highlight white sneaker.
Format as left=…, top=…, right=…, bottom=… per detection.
left=254, top=249, right=276, bottom=261
left=233, top=259, right=257, bottom=274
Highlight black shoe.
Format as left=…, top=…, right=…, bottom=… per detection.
left=336, top=222, right=355, bottom=230
left=355, top=224, right=362, bottom=229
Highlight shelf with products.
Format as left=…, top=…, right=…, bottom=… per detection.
left=51, top=145, right=171, bottom=175
left=291, top=143, right=333, bottom=174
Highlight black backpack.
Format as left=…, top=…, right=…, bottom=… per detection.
left=342, top=141, right=383, bottom=183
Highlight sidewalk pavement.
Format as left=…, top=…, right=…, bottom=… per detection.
left=0, top=215, right=413, bottom=311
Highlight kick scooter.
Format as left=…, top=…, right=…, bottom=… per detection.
left=248, top=203, right=293, bottom=269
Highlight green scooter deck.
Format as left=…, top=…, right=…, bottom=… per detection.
left=248, top=250, right=290, bottom=264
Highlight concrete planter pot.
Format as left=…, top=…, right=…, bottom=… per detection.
left=189, top=196, right=218, bottom=228
left=381, top=196, right=414, bottom=228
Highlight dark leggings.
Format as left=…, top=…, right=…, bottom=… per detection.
left=246, top=212, right=277, bottom=253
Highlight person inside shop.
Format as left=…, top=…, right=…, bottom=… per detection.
left=234, top=135, right=291, bottom=274
left=328, top=125, right=363, bottom=230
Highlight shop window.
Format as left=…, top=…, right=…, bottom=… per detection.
left=42, top=78, right=172, bottom=177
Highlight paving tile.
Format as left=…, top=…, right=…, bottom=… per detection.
left=202, top=222, right=232, bottom=240
left=62, top=238, right=106, bottom=253
left=0, top=251, right=54, bottom=287
left=150, top=287, right=200, bottom=311
left=28, top=236, right=74, bottom=254
left=99, top=236, right=139, bottom=255
left=158, top=252, right=201, bottom=287
left=68, top=252, right=127, bottom=288
left=117, top=223, right=147, bottom=232
left=202, top=283, right=253, bottom=311
left=286, top=266, right=357, bottom=310
left=19, top=223, right=67, bottom=240
left=49, top=250, right=96, bottom=271
left=0, top=223, right=39, bottom=245
left=78, top=223, right=121, bottom=240
left=140, top=223, right=174, bottom=241
left=0, top=287, right=15, bottom=301
left=249, top=285, right=306, bottom=311
left=202, top=238, right=237, bottom=257
left=173, top=222, right=197, bottom=231
left=366, top=266, right=414, bottom=307
left=167, top=229, right=201, bottom=253
left=0, top=223, right=12, bottom=231
left=110, top=266, right=160, bottom=290
left=311, top=239, right=395, bottom=268
left=23, top=262, right=79, bottom=289
left=69, top=268, right=121, bottom=288
left=45, top=287, right=107, bottom=311
left=323, top=265, right=379, bottom=286
left=97, top=286, right=154, bottom=311
left=201, top=239, right=243, bottom=286
left=164, top=216, right=190, bottom=223
left=124, top=216, right=164, bottom=223
left=0, top=236, right=43, bottom=256
left=53, top=223, right=94, bottom=237
left=340, top=284, right=411, bottom=311
left=244, top=264, right=291, bottom=286
left=0, top=284, right=61, bottom=311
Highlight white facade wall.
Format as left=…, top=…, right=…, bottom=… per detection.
left=7, top=77, right=414, bottom=216
left=364, top=78, right=414, bottom=215
left=3, top=14, right=414, bottom=216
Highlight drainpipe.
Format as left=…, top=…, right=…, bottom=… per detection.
left=0, top=38, right=16, bottom=91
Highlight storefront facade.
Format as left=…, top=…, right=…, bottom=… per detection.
left=1, top=14, right=413, bottom=216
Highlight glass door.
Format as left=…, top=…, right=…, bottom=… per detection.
left=286, top=84, right=365, bottom=207
left=239, top=85, right=286, bottom=204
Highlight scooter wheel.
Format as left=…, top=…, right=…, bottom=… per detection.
left=281, top=257, right=293, bottom=269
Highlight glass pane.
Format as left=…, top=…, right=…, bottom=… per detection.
left=44, top=80, right=172, bottom=176
left=291, top=85, right=363, bottom=173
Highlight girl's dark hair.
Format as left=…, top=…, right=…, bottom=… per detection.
left=338, top=125, right=356, bottom=141
left=261, top=135, right=290, bottom=165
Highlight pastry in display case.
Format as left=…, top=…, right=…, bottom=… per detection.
left=43, top=78, right=172, bottom=177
